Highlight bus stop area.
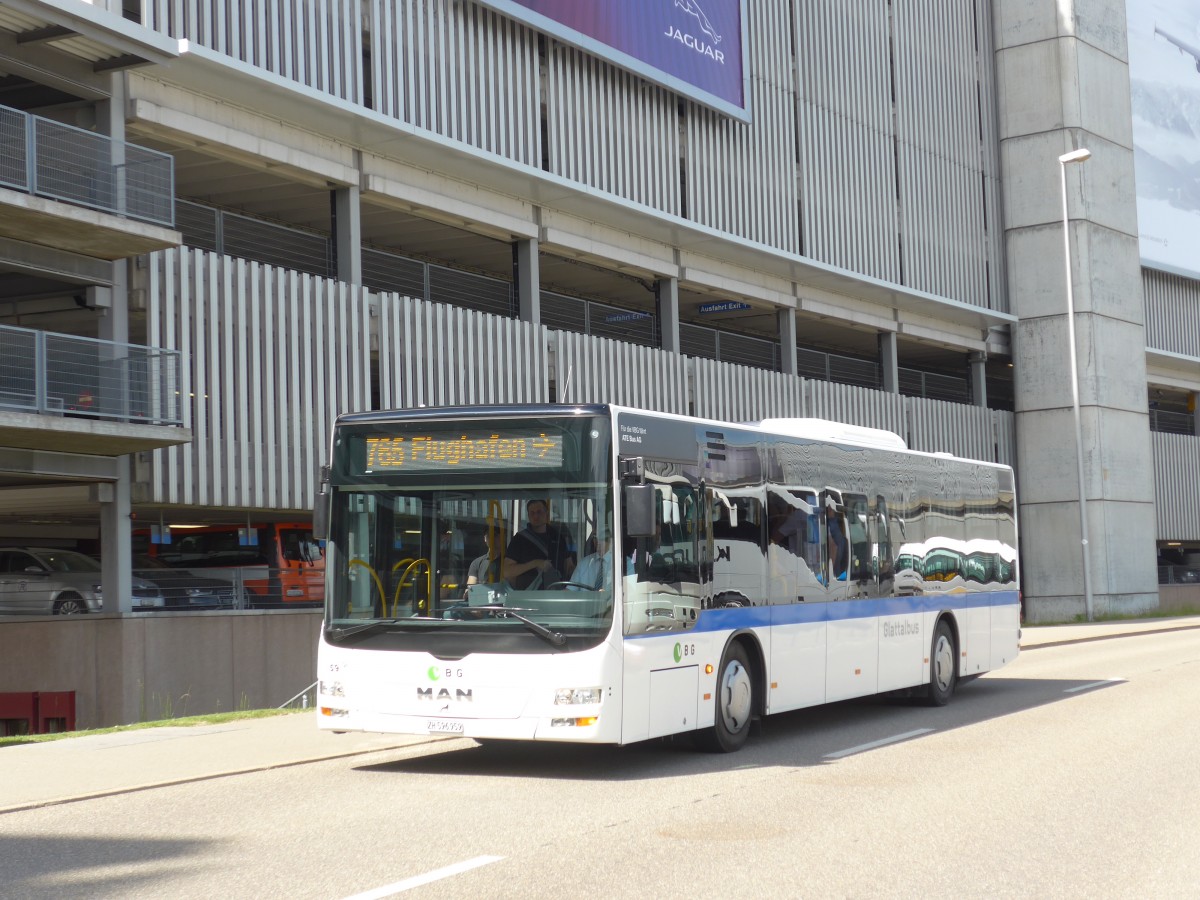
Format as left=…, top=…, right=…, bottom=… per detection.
left=3, top=617, right=1197, bottom=816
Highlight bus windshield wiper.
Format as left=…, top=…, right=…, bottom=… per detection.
left=327, top=618, right=433, bottom=641
left=475, top=606, right=567, bottom=647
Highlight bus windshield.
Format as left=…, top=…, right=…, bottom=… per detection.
left=324, top=414, right=614, bottom=652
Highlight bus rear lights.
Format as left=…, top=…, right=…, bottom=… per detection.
left=320, top=707, right=349, bottom=717
left=554, top=687, right=603, bottom=705
left=551, top=716, right=599, bottom=728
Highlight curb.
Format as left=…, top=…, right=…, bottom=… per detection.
left=1020, top=621, right=1200, bottom=651
left=0, top=734, right=455, bottom=816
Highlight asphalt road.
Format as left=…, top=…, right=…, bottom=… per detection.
left=2, top=627, right=1198, bottom=899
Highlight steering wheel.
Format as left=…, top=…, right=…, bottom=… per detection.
left=548, top=581, right=599, bottom=591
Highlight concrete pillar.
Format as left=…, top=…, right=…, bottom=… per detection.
left=514, top=238, right=540, bottom=324
left=995, top=0, right=1158, bottom=621
left=657, top=277, right=680, bottom=354
left=878, top=331, right=898, bottom=393
left=332, top=185, right=362, bottom=286
left=95, top=73, right=134, bottom=623
left=969, top=351, right=988, bottom=407
left=777, top=308, right=797, bottom=375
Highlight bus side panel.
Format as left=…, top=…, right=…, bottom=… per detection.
left=876, top=604, right=924, bottom=693
left=620, top=637, right=654, bottom=745
left=826, top=603, right=878, bottom=703
left=991, top=593, right=1022, bottom=670
left=965, top=595, right=992, bottom=676
left=767, top=610, right=826, bottom=714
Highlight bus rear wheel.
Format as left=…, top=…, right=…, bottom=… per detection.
left=696, top=641, right=755, bottom=753
left=925, top=619, right=957, bottom=707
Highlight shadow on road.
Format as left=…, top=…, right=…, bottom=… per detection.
left=354, top=673, right=1122, bottom=781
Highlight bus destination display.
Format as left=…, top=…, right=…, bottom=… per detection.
left=361, top=431, right=564, bottom=473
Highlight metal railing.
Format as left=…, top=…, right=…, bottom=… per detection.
left=1159, top=565, right=1200, bottom=585
left=0, top=103, right=174, bottom=227
left=0, top=324, right=183, bottom=425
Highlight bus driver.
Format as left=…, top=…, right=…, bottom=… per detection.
left=501, top=499, right=576, bottom=589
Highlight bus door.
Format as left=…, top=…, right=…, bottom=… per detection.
left=621, top=477, right=702, bottom=636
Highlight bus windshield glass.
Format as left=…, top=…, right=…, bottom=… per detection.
left=324, top=414, right=614, bottom=652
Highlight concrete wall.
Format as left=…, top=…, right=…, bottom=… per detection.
left=0, top=611, right=321, bottom=729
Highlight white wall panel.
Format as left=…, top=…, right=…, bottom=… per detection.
left=555, top=331, right=689, bottom=414
left=369, top=0, right=540, bottom=166
left=545, top=46, right=680, bottom=215
left=686, top=0, right=798, bottom=252
left=1144, top=268, right=1200, bottom=357
left=142, top=248, right=372, bottom=510
left=376, top=294, right=550, bottom=409
left=1153, top=432, right=1200, bottom=540
left=691, top=357, right=807, bottom=423
left=793, top=0, right=899, bottom=280
left=893, top=0, right=990, bottom=305
left=144, top=0, right=362, bottom=102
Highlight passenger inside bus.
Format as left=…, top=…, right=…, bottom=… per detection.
left=573, top=531, right=613, bottom=591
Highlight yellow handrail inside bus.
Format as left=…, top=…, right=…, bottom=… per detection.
left=393, top=557, right=431, bottom=614
left=348, top=558, right=385, bottom=614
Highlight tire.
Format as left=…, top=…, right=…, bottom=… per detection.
left=54, top=594, right=89, bottom=615
left=696, top=641, right=755, bottom=753
left=925, top=619, right=957, bottom=707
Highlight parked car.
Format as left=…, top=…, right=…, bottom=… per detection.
left=132, top=554, right=241, bottom=609
left=0, top=547, right=164, bottom=614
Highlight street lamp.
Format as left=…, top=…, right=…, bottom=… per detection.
left=1058, top=147, right=1093, bottom=622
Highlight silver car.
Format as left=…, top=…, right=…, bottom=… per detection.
left=0, top=547, right=164, bottom=615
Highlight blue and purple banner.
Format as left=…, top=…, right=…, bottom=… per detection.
left=479, top=0, right=748, bottom=120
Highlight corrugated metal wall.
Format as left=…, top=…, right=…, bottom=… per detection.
left=1153, top=432, right=1200, bottom=540
left=554, top=331, right=690, bottom=414
left=545, top=46, right=680, bottom=214
left=139, top=0, right=1003, bottom=311
left=140, top=253, right=1015, bottom=512
left=143, top=248, right=372, bottom=510
left=376, top=293, right=550, bottom=409
left=144, top=0, right=363, bottom=103
left=368, top=0, right=540, bottom=166
left=1143, top=267, right=1200, bottom=357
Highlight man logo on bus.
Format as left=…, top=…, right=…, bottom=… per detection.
left=417, top=687, right=474, bottom=702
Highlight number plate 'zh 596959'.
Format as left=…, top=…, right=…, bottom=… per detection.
left=427, top=720, right=465, bottom=734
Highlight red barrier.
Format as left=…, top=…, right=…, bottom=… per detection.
left=0, top=691, right=76, bottom=735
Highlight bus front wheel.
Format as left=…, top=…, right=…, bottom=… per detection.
left=925, top=619, right=957, bottom=707
left=696, top=641, right=755, bottom=753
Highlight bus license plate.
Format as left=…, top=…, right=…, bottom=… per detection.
left=427, top=719, right=464, bottom=734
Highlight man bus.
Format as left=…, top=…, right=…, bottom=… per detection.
left=314, top=404, right=1019, bottom=752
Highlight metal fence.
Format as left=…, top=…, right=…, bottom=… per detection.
left=0, top=103, right=174, bottom=227
left=0, top=323, right=182, bottom=425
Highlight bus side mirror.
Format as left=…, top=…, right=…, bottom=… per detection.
left=624, top=484, right=656, bottom=537
left=313, top=466, right=329, bottom=541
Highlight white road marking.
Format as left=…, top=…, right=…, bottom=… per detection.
left=823, top=728, right=934, bottom=760
left=342, top=855, right=505, bottom=899
left=1064, top=677, right=1126, bottom=693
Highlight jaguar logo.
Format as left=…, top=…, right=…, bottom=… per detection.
left=675, top=0, right=721, bottom=44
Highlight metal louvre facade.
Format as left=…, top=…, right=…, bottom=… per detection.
left=144, top=0, right=363, bottom=103
left=133, top=0, right=1004, bottom=311
left=1153, top=432, right=1200, bottom=540
left=375, top=294, right=550, bottom=410
left=555, top=331, right=690, bottom=414
left=369, top=0, right=541, bottom=165
left=1143, top=267, right=1200, bottom=357
left=545, top=45, right=680, bottom=214
left=142, top=249, right=373, bottom=510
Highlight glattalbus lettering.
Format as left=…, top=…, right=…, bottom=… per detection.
left=882, top=620, right=921, bottom=638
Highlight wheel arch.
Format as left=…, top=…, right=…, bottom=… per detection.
left=933, top=610, right=961, bottom=674
left=724, top=629, right=767, bottom=717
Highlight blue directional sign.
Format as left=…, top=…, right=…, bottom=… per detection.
left=698, top=300, right=751, bottom=314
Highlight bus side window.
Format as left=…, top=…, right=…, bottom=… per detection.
left=844, top=494, right=871, bottom=584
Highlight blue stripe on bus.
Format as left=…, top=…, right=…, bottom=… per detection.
left=624, top=590, right=1020, bottom=639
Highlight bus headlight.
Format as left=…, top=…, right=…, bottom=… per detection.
left=554, top=687, right=603, bottom=705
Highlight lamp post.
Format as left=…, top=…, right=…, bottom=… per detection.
left=1058, top=147, right=1094, bottom=622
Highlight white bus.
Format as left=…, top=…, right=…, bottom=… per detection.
left=315, top=404, right=1020, bottom=752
